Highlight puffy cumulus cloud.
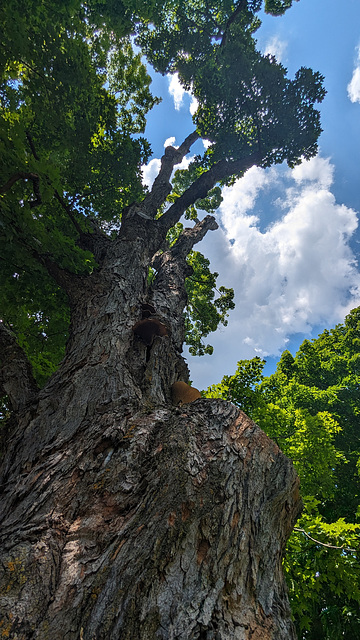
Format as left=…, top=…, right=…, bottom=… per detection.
left=263, top=35, right=287, bottom=62
left=164, top=136, right=176, bottom=148
left=347, top=45, right=360, bottom=103
left=167, top=73, right=198, bottom=115
left=291, top=155, right=334, bottom=188
left=141, top=158, right=161, bottom=189
left=187, top=156, right=360, bottom=389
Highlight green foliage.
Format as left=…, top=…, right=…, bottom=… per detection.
left=204, top=309, right=360, bottom=639
left=169, top=160, right=224, bottom=218
left=185, top=251, right=235, bottom=355
left=139, top=0, right=325, bottom=171
left=205, top=356, right=265, bottom=414
left=0, top=0, right=158, bottom=383
left=0, top=0, right=325, bottom=385
left=0, top=5, right=347, bottom=633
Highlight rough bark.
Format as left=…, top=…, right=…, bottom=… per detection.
left=0, top=139, right=301, bottom=639
left=0, top=323, right=39, bottom=412
left=0, top=400, right=301, bottom=640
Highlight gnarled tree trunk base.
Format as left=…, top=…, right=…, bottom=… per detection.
left=0, top=400, right=301, bottom=639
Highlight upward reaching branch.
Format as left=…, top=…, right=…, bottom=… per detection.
left=220, top=0, right=248, bottom=48
left=170, top=215, right=219, bottom=260
left=142, top=131, right=200, bottom=218
left=150, top=215, right=219, bottom=351
left=159, top=150, right=263, bottom=236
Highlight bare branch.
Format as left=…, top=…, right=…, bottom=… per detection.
left=169, top=215, right=218, bottom=260
left=152, top=216, right=218, bottom=275
left=0, top=323, right=39, bottom=412
left=159, top=150, right=262, bottom=235
left=150, top=216, right=218, bottom=347
left=141, top=131, right=200, bottom=218
left=0, top=171, right=42, bottom=208
left=293, top=527, right=357, bottom=554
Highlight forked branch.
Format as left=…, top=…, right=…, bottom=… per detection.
left=151, top=215, right=218, bottom=317
left=159, top=150, right=262, bottom=236
left=171, top=215, right=218, bottom=260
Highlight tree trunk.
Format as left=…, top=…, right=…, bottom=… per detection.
left=0, top=142, right=301, bottom=639
left=0, top=393, right=301, bottom=639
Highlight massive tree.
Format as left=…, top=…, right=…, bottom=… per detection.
left=0, top=1, right=324, bottom=637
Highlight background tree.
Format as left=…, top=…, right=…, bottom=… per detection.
left=205, top=308, right=360, bottom=639
left=1, top=1, right=324, bottom=637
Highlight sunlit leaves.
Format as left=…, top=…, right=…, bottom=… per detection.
left=205, top=356, right=265, bottom=414
left=204, top=309, right=360, bottom=638
left=0, top=0, right=159, bottom=387
left=184, top=251, right=235, bottom=355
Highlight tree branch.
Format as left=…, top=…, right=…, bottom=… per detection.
left=220, top=0, right=248, bottom=48
left=0, top=323, right=39, bottom=412
left=25, top=130, right=40, bottom=160
left=0, top=171, right=42, bottom=208
left=170, top=215, right=218, bottom=260
left=159, top=150, right=262, bottom=236
left=141, top=131, right=200, bottom=218
left=152, top=216, right=218, bottom=275
left=53, top=191, right=110, bottom=264
left=293, top=528, right=357, bottom=554
left=53, top=190, right=83, bottom=236
left=25, top=131, right=111, bottom=265
left=150, top=216, right=218, bottom=345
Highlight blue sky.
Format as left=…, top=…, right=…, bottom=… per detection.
left=142, top=0, right=360, bottom=390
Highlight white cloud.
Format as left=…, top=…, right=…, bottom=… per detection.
left=141, top=158, right=161, bottom=189
left=167, top=73, right=198, bottom=115
left=176, top=154, right=195, bottom=172
left=202, top=139, right=213, bottom=150
left=186, top=156, right=360, bottom=389
left=164, top=136, right=176, bottom=148
left=168, top=73, right=186, bottom=110
left=189, top=95, right=199, bottom=116
left=263, top=35, right=287, bottom=62
left=291, top=155, right=334, bottom=188
left=347, top=45, right=360, bottom=103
